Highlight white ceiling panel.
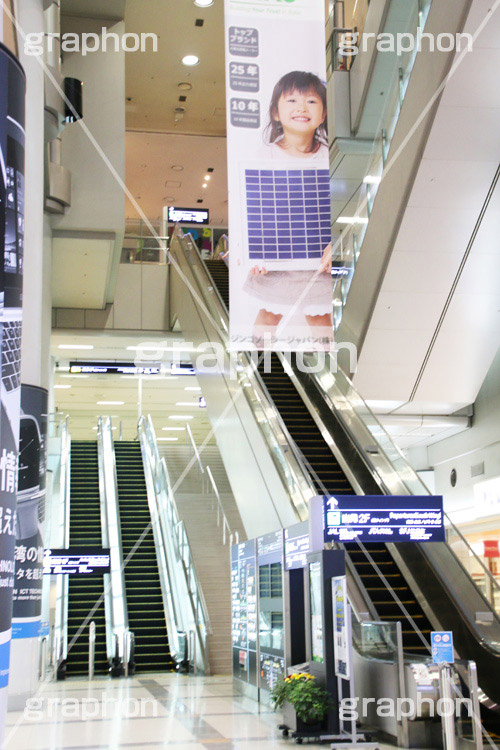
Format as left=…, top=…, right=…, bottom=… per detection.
left=381, top=252, right=461, bottom=294
left=368, top=291, right=449, bottom=331
left=440, top=49, right=500, bottom=109
left=407, top=159, right=497, bottom=213
left=393, top=206, right=480, bottom=255
left=423, top=105, right=500, bottom=163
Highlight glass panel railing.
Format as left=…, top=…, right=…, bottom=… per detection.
left=97, top=416, right=129, bottom=665
left=138, top=414, right=209, bottom=672
left=327, top=0, right=433, bottom=330
left=172, top=226, right=313, bottom=522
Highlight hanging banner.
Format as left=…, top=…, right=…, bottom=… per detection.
left=0, top=42, right=25, bottom=722
left=224, top=0, right=333, bottom=352
left=12, top=385, right=48, bottom=640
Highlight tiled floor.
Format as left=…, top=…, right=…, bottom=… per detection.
left=3, top=674, right=396, bottom=750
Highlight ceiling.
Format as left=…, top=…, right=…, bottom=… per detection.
left=125, top=131, right=228, bottom=224
left=52, top=330, right=214, bottom=442
left=124, top=0, right=226, bottom=136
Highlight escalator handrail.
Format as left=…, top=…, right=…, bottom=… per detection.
left=97, top=416, right=129, bottom=662
left=300, top=353, right=500, bottom=653
left=138, top=414, right=210, bottom=672
left=174, top=227, right=314, bottom=522
left=172, top=228, right=378, bottom=621
left=53, top=416, right=70, bottom=663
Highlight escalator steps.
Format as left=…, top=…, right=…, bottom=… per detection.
left=205, top=260, right=434, bottom=656
left=114, top=442, right=174, bottom=673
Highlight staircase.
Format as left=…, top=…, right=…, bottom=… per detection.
left=67, top=441, right=108, bottom=676
left=158, top=443, right=245, bottom=674
left=114, top=441, right=174, bottom=673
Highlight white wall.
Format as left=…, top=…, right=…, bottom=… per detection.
left=426, top=347, right=500, bottom=526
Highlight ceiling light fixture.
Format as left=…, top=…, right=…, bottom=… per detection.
left=184, top=387, right=201, bottom=392
left=204, top=175, right=211, bottom=181
left=54, top=384, right=72, bottom=389
left=171, top=165, right=184, bottom=171
left=168, top=415, right=194, bottom=420
left=336, top=216, right=369, bottom=225
left=177, top=82, right=192, bottom=91
left=194, top=0, right=214, bottom=6
left=97, top=401, right=125, bottom=406
left=182, top=55, right=199, bottom=66
left=202, top=183, right=207, bottom=188
left=175, top=402, right=201, bottom=407
left=162, top=426, right=185, bottom=431
left=58, top=344, right=94, bottom=350
left=157, top=437, right=179, bottom=442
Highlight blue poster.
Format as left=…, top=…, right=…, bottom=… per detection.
left=431, top=632, right=454, bottom=664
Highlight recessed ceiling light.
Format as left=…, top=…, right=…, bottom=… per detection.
left=202, top=183, right=207, bottom=188
left=162, top=426, right=185, bottom=431
left=178, top=82, right=192, bottom=91
left=194, top=0, right=214, bottom=6
left=157, top=437, right=179, bottom=442
left=182, top=55, right=199, bottom=66
left=175, top=402, right=201, bottom=407
left=61, top=374, right=89, bottom=379
left=185, top=387, right=201, bottom=391
left=163, top=196, right=175, bottom=202
left=336, top=216, right=369, bottom=225
left=54, top=384, right=72, bottom=389
left=204, top=175, right=211, bottom=181
left=93, top=426, right=117, bottom=431
left=58, top=344, right=94, bottom=350
left=169, top=415, right=194, bottom=420
left=97, top=401, right=125, bottom=406
left=171, top=165, right=184, bottom=171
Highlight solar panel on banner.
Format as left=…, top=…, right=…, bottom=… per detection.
left=244, top=167, right=331, bottom=266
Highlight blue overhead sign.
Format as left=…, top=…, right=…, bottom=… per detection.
left=321, top=495, right=445, bottom=543
left=431, top=631, right=454, bottom=663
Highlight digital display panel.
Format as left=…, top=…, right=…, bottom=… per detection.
left=70, top=361, right=162, bottom=375
left=44, top=548, right=111, bottom=575
left=321, top=495, right=445, bottom=543
left=168, top=206, right=210, bottom=225
left=231, top=540, right=258, bottom=686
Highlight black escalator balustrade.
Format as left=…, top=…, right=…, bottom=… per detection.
left=67, top=442, right=108, bottom=676
left=114, top=441, right=174, bottom=672
left=204, top=258, right=433, bottom=655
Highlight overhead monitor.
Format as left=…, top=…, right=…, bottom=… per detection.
left=168, top=206, right=210, bottom=225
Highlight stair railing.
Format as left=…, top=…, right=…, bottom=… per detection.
left=53, top=416, right=71, bottom=674
left=138, top=414, right=211, bottom=673
left=97, top=415, right=129, bottom=672
left=205, top=465, right=239, bottom=546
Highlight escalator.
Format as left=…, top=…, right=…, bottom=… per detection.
left=114, top=441, right=174, bottom=672
left=66, top=441, right=108, bottom=676
left=205, top=260, right=432, bottom=655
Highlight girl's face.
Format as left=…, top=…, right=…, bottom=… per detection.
left=274, top=88, right=325, bottom=139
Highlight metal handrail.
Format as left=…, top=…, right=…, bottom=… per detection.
left=97, top=416, right=128, bottom=665
left=186, top=422, right=204, bottom=474
left=205, top=465, right=239, bottom=546
left=138, top=415, right=211, bottom=672
left=53, top=416, right=70, bottom=668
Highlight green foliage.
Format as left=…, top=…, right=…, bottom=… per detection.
left=270, top=673, right=331, bottom=724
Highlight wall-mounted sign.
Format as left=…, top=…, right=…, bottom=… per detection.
left=332, top=576, right=349, bottom=679
left=284, top=526, right=310, bottom=571
left=431, top=631, right=454, bottom=664
left=43, top=548, right=111, bottom=575
left=168, top=206, right=210, bottom=225
left=320, top=495, right=445, bottom=543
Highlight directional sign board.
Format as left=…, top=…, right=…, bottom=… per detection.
left=320, top=495, right=445, bottom=543
left=431, top=631, right=454, bottom=663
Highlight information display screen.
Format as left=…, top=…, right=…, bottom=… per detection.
left=321, top=495, right=445, bottom=543
left=70, top=361, right=162, bottom=375
left=257, top=530, right=284, bottom=675
left=44, top=548, right=110, bottom=575
left=168, top=206, right=210, bottom=225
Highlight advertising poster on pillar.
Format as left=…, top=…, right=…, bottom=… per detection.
left=12, top=386, right=48, bottom=640
left=0, top=42, right=25, bottom=697
left=224, top=0, right=333, bottom=352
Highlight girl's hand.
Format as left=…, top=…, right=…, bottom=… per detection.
left=249, top=266, right=268, bottom=276
left=319, top=242, right=332, bottom=273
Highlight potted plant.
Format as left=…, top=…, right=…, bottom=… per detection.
left=270, top=672, right=331, bottom=734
